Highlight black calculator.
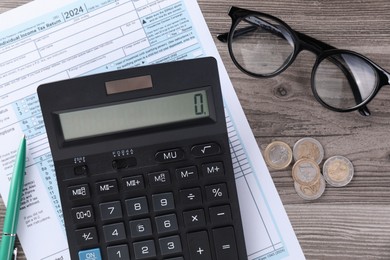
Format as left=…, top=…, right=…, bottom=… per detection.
left=38, top=57, right=247, bottom=260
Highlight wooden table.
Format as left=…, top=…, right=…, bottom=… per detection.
left=1, top=0, right=390, bottom=259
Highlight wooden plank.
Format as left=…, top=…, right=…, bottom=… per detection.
left=1, top=0, right=390, bottom=259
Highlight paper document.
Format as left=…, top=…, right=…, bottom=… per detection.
left=0, top=0, right=305, bottom=259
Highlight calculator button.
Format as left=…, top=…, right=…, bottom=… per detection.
left=112, top=157, right=137, bottom=170
left=191, top=143, right=221, bottom=157
left=155, top=148, right=184, bottom=163
left=187, top=231, right=212, bottom=260
left=202, top=162, right=224, bottom=176
left=133, top=240, right=156, bottom=259
left=129, top=218, right=152, bottom=238
left=212, top=226, right=239, bottom=260
left=183, top=209, right=206, bottom=228
left=75, top=227, right=98, bottom=246
left=78, top=248, right=102, bottom=260
left=148, top=170, right=171, bottom=186
left=158, top=235, right=182, bottom=256
left=71, top=205, right=94, bottom=224
left=165, top=257, right=184, bottom=260
left=122, top=175, right=144, bottom=191
left=107, top=244, right=130, bottom=260
left=209, top=205, right=232, bottom=224
left=175, top=166, right=198, bottom=182
left=68, top=184, right=90, bottom=200
left=74, top=165, right=88, bottom=176
left=179, top=188, right=202, bottom=206
left=155, top=213, right=178, bottom=234
left=125, top=196, right=149, bottom=217
left=96, top=179, right=118, bottom=195
left=103, top=222, right=126, bottom=243
left=152, top=192, right=175, bottom=212
left=99, top=201, right=123, bottom=221
left=205, top=183, right=229, bottom=201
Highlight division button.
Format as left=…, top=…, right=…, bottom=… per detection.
left=187, top=231, right=212, bottom=260
left=191, top=143, right=221, bottom=157
left=179, top=188, right=202, bottom=206
left=212, top=226, right=239, bottom=260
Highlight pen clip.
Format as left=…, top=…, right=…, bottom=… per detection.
left=13, top=247, right=18, bottom=260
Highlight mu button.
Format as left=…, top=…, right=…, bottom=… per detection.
left=155, top=148, right=184, bottom=163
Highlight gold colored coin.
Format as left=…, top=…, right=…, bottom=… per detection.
left=264, top=141, right=293, bottom=170
left=323, top=155, right=354, bottom=187
left=293, top=137, right=324, bottom=164
left=294, top=174, right=326, bottom=200
left=292, top=158, right=321, bottom=186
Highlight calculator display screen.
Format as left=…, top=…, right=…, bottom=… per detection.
left=58, top=90, right=210, bottom=141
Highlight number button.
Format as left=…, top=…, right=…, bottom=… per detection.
left=155, top=214, right=178, bottom=234
left=129, top=218, right=152, bottom=238
left=152, top=192, right=175, bottom=212
left=107, top=244, right=130, bottom=260
left=158, top=235, right=182, bottom=256
left=125, top=196, right=149, bottom=217
left=133, top=240, right=156, bottom=259
left=99, top=201, right=123, bottom=221
left=103, top=222, right=126, bottom=243
left=71, top=205, right=94, bottom=224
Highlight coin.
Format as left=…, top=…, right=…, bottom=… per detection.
left=294, top=174, right=326, bottom=200
left=323, top=155, right=354, bottom=187
left=264, top=141, right=293, bottom=170
left=292, top=158, right=321, bottom=186
left=293, top=137, right=324, bottom=164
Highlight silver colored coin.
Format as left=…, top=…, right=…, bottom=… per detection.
left=323, top=155, right=354, bottom=187
left=293, top=137, right=324, bottom=164
left=264, top=141, right=293, bottom=170
left=292, top=158, right=321, bottom=186
left=294, top=174, right=326, bottom=200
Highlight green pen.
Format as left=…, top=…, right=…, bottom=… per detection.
left=0, top=136, right=26, bottom=260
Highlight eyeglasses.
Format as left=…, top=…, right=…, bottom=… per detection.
left=217, top=6, right=390, bottom=116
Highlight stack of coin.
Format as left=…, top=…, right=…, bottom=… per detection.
left=263, top=138, right=354, bottom=201
left=292, top=138, right=326, bottom=200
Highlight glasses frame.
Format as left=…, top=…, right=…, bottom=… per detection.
left=218, top=6, right=390, bottom=116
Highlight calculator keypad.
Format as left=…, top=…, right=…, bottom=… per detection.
left=64, top=141, right=244, bottom=260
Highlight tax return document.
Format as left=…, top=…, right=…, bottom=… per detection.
left=0, top=0, right=305, bottom=259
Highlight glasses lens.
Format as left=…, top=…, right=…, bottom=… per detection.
left=313, top=53, right=378, bottom=110
left=230, top=14, right=295, bottom=76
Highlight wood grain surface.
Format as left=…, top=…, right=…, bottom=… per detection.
left=1, top=1, right=390, bottom=259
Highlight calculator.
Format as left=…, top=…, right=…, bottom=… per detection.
left=38, top=57, right=247, bottom=260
